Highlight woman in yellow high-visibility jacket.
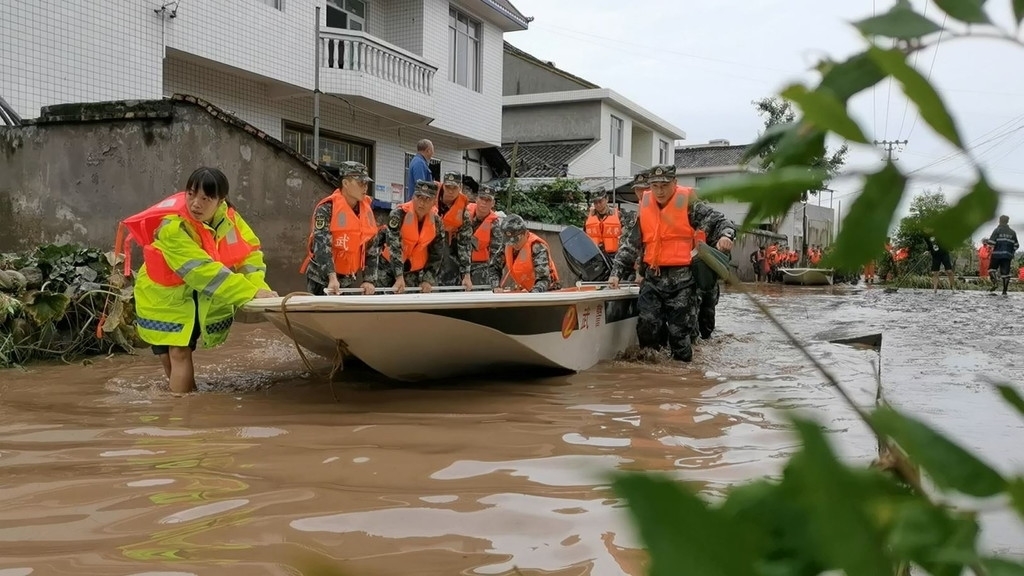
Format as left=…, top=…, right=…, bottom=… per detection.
left=130, top=167, right=278, bottom=394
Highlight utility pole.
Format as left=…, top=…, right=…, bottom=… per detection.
left=873, top=139, right=908, bottom=162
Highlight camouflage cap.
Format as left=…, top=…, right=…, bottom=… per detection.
left=588, top=186, right=608, bottom=202
left=647, top=164, right=676, bottom=183
left=476, top=185, right=496, bottom=199
left=414, top=179, right=439, bottom=198
left=502, top=213, right=527, bottom=243
left=339, top=161, right=373, bottom=183
left=631, top=170, right=650, bottom=189
left=442, top=171, right=463, bottom=187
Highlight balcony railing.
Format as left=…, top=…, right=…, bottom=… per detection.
left=319, top=30, right=436, bottom=96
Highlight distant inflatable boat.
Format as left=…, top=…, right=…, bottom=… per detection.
left=242, top=284, right=640, bottom=382
left=781, top=267, right=835, bottom=286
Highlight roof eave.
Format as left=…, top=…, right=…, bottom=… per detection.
left=480, top=0, right=530, bottom=31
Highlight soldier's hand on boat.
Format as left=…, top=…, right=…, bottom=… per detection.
left=716, top=237, right=734, bottom=252
left=360, top=282, right=375, bottom=295
left=608, top=276, right=620, bottom=289
left=420, top=282, right=433, bottom=293
left=326, top=275, right=341, bottom=295
left=254, top=289, right=278, bottom=299
left=461, top=274, right=473, bottom=291
left=392, top=277, right=406, bottom=294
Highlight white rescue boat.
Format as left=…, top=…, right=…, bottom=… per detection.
left=242, top=284, right=640, bottom=382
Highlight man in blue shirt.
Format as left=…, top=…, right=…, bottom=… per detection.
left=405, top=139, right=434, bottom=202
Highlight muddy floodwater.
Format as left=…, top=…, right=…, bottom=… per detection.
left=2, top=286, right=1023, bottom=575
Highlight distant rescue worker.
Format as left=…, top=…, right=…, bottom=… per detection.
left=123, top=167, right=278, bottom=394
left=467, top=185, right=502, bottom=285
left=987, top=215, right=1019, bottom=295
left=488, top=214, right=561, bottom=293
left=366, top=180, right=446, bottom=293
left=691, top=228, right=723, bottom=340
left=978, top=240, right=993, bottom=282
left=436, top=171, right=474, bottom=290
left=299, top=161, right=378, bottom=295
left=923, top=229, right=956, bottom=293
left=585, top=186, right=622, bottom=259
left=608, top=164, right=736, bottom=362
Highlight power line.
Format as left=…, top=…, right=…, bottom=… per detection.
left=896, top=0, right=927, bottom=140
left=875, top=139, right=909, bottom=161
left=904, top=13, right=948, bottom=143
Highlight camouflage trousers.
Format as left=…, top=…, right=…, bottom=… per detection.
left=469, top=262, right=490, bottom=286
left=306, top=274, right=361, bottom=295
left=637, top=272, right=698, bottom=362
left=693, top=282, right=720, bottom=340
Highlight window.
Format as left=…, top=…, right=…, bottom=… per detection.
left=326, top=0, right=365, bottom=30
left=609, top=115, right=623, bottom=156
left=449, top=7, right=481, bottom=91
left=257, top=0, right=283, bottom=9
left=659, top=139, right=670, bottom=164
left=282, top=122, right=374, bottom=172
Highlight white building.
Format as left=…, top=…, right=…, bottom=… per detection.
left=493, top=42, right=685, bottom=195
left=0, top=0, right=530, bottom=207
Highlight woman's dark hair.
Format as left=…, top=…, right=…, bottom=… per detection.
left=185, top=167, right=230, bottom=201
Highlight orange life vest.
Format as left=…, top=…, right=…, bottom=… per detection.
left=584, top=208, right=622, bottom=253
left=468, top=203, right=498, bottom=263
left=1018, top=266, right=1024, bottom=280
left=638, top=187, right=696, bottom=268
left=113, top=192, right=255, bottom=287
left=810, top=250, right=821, bottom=265
left=504, top=232, right=560, bottom=291
left=438, top=192, right=469, bottom=240
left=298, top=191, right=377, bottom=276
left=895, top=247, right=909, bottom=261
left=382, top=202, right=436, bottom=273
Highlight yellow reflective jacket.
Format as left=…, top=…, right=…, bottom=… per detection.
left=134, top=202, right=270, bottom=349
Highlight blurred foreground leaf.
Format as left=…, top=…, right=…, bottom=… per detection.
left=699, top=168, right=827, bottom=230
left=928, top=177, right=999, bottom=251
left=826, top=162, right=906, bottom=269
left=854, top=0, right=944, bottom=39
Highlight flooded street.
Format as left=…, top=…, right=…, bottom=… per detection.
left=1, top=286, right=1023, bottom=576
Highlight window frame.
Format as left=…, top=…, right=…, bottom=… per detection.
left=610, top=115, right=624, bottom=157
left=658, top=139, right=670, bottom=164
left=281, top=121, right=375, bottom=175
left=448, top=6, right=482, bottom=92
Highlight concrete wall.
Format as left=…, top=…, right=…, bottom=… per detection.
left=502, top=51, right=593, bottom=96
left=0, top=99, right=336, bottom=294
left=732, top=230, right=788, bottom=282
left=501, top=102, right=601, bottom=143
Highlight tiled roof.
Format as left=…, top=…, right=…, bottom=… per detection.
left=499, top=140, right=595, bottom=177
left=674, top=144, right=752, bottom=170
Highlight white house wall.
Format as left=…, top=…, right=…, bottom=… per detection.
left=164, top=58, right=468, bottom=205
left=569, top=102, right=633, bottom=180
left=1, top=0, right=165, bottom=119
left=3, top=0, right=505, bottom=145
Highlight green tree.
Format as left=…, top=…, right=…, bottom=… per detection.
left=753, top=96, right=849, bottom=232
left=893, top=189, right=950, bottom=252
left=500, top=178, right=587, bottom=228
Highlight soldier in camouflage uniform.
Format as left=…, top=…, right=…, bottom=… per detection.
left=436, top=171, right=475, bottom=290
left=301, top=161, right=377, bottom=295
left=364, top=180, right=446, bottom=293
left=468, top=185, right=503, bottom=285
left=487, top=214, right=561, bottom=293
left=609, top=164, right=736, bottom=362
left=618, top=170, right=648, bottom=282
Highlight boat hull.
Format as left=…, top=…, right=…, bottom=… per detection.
left=782, top=268, right=835, bottom=286
left=243, top=289, right=640, bottom=382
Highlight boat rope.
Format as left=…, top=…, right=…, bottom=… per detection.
left=278, top=291, right=343, bottom=402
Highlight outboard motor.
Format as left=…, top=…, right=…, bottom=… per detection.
left=559, top=226, right=611, bottom=281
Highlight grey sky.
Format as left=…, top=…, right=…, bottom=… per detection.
left=505, top=0, right=1024, bottom=243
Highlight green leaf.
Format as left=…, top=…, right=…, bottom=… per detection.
left=770, top=125, right=829, bottom=170
left=982, top=557, right=1024, bottom=576
left=818, top=52, right=888, bottom=103
left=742, top=122, right=796, bottom=164
left=933, top=0, right=991, bottom=24
left=887, top=503, right=980, bottom=576
left=872, top=407, right=1007, bottom=497
left=927, top=177, right=999, bottom=249
left=869, top=46, right=964, bottom=148
left=786, top=418, right=893, bottom=576
left=20, top=290, right=71, bottom=326
left=1009, top=478, right=1024, bottom=519
left=781, top=84, right=869, bottom=143
left=826, top=162, right=907, bottom=269
left=996, top=384, right=1024, bottom=417
left=699, top=168, right=828, bottom=230
left=1016, top=0, right=1024, bottom=25
left=854, top=0, right=944, bottom=39
left=612, top=473, right=761, bottom=576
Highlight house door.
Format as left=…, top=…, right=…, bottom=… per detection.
left=326, top=0, right=366, bottom=30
